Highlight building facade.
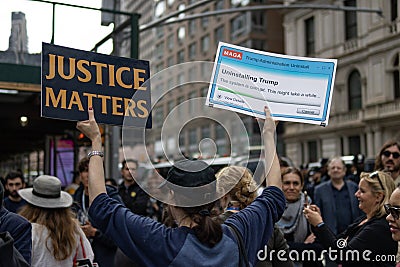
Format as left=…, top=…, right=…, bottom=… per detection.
left=119, top=0, right=285, bottom=161
left=283, top=0, right=400, bottom=166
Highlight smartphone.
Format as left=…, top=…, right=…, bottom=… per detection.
left=304, top=191, right=310, bottom=209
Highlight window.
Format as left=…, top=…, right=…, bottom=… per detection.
left=189, top=42, right=197, bottom=59
left=202, top=9, right=209, bottom=28
left=189, top=91, right=197, bottom=114
left=167, top=100, right=175, bottom=114
left=154, top=107, right=164, bottom=126
left=177, top=72, right=185, bottom=85
left=177, top=96, right=184, bottom=118
left=349, top=136, right=361, bottom=155
left=308, top=141, right=318, bottom=162
left=155, top=42, right=164, bottom=59
left=167, top=35, right=174, bottom=50
left=231, top=14, right=246, bottom=39
left=201, top=35, right=210, bottom=53
left=156, top=27, right=164, bottom=38
left=189, top=20, right=196, bottom=36
left=177, top=50, right=185, bottom=64
left=391, top=0, right=398, bottom=22
left=348, top=70, right=362, bottom=110
left=251, top=11, right=265, bottom=31
left=167, top=56, right=174, bottom=67
left=189, top=129, right=197, bottom=146
left=178, top=4, right=185, bottom=18
left=179, top=131, right=185, bottom=150
left=215, top=26, right=224, bottom=45
left=344, top=0, right=357, bottom=40
left=393, top=54, right=400, bottom=98
left=177, top=26, right=185, bottom=43
left=215, top=0, right=224, bottom=10
left=201, top=87, right=209, bottom=97
left=155, top=1, right=166, bottom=18
left=216, top=124, right=225, bottom=140
left=201, top=125, right=210, bottom=139
left=216, top=124, right=228, bottom=155
left=305, top=17, right=315, bottom=56
left=189, top=66, right=197, bottom=81
left=155, top=62, right=163, bottom=73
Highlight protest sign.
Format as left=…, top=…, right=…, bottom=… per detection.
left=41, top=43, right=151, bottom=128
left=205, top=42, right=337, bottom=126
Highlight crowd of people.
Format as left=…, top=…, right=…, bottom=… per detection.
left=1, top=108, right=400, bottom=266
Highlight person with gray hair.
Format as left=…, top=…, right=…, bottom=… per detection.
left=313, top=157, right=363, bottom=235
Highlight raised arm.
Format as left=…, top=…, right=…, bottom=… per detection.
left=263, top=106, right=281, bottom=189
left=76, top=107, right=106, bottom=205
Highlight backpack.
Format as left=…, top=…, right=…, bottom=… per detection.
left=0, top=231, right=29, bottom=267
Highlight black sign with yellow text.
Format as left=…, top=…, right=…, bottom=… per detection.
left=41, top=43, right=152, bottom=128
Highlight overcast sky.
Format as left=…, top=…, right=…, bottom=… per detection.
left=0, top=0, right=114, bottom=54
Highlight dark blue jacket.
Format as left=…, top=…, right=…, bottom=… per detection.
left=314, top=180, right=363, bottom=234
left=0, top=207, right=31, bottom=264
left=73, top=184, right=123, bottom=267
left=89, top=186, right=285, bottom=267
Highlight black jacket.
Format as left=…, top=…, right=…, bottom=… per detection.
left=73, top=184, right=123, bottom=267
left=313, top=215, right=397, bottom=267
left=118, top=182, right=149, bottom=216
left=0, top=207, right=31, bottom=264
left=0, top=231, right=29, bottom=267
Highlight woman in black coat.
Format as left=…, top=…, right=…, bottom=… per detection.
left=304, top=171, right=397, bottom=267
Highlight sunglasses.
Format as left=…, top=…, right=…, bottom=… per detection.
left=369, top=171, right=385, bottom=191
left=384, top=204, right=400, bottom=220
left=382, top=150, right=400, bottom=159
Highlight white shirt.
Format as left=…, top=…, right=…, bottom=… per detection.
left=31, top=223, right=94, bottom=267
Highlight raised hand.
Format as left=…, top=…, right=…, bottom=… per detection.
left=76, top=107, right=101, bottom=143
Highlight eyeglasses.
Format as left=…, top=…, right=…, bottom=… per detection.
left=369, top=171, right=384, bottom=191
left=382, top=150, right=400, bottom=159
left=384, top=204, right=400, bottom=220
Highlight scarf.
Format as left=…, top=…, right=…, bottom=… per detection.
left=277, top=192, right=308, bottom=243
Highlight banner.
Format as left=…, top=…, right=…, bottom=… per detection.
left=41, top=43, right=151, bottom=128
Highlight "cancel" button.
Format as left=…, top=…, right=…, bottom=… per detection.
left=297, top=108, right=320, bottom=115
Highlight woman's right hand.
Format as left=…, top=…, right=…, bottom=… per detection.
left=262, top=106, right=277, bottom=135
left=76, top=107, right=101, bottom=143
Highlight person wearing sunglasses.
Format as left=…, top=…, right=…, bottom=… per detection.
left=375, top=140, right=400, bottom=186
left=386, top=186, right=400, bottom=267
left=304, top=171, right=397, bottom=266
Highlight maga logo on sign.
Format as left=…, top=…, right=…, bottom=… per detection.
left=222, top=49, right=242, bottom=60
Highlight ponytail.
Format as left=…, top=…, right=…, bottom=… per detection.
left=184, top=203, right=222, bottom=247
